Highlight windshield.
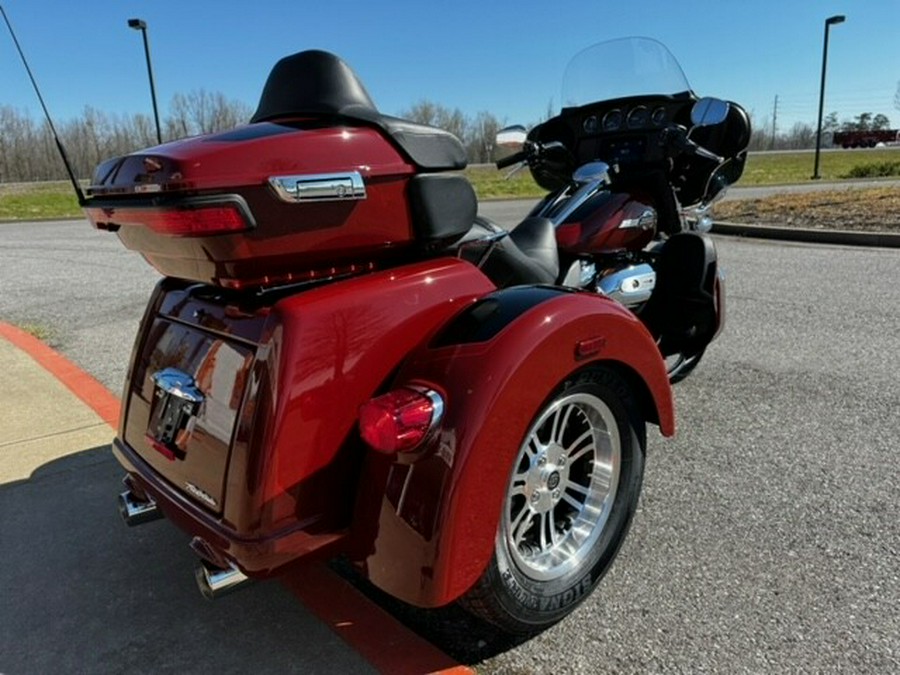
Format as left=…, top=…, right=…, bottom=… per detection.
left=561, top=37, right=692, bottom=108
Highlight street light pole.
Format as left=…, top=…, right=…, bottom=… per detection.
left=812, top=14, right=845, bottom=179
left=128, top=18, right=162, bottom=145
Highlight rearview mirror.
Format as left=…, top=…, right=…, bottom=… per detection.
left=691, top=98, right=729, bottom=128
left=496, top=125, right=528, bottom=151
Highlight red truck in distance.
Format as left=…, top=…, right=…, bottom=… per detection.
left=832, top=129, right=900, bottom=148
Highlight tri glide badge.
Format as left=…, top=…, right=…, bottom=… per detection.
left=147, top=368, right=204, bottom=461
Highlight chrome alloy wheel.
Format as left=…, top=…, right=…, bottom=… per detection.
left=502, top=392, right=621, bottom=582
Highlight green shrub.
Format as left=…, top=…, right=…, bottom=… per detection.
left=840, top=161, right=900, bottom=179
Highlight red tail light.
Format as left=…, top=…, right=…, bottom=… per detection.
left=85, top=197, right=253, bottom=237
left=359, top=387, right=444, bottom=454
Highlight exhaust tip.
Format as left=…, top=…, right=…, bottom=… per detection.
left=194, top=559, right=250, bottom=600
left=118, top=489, right=163, bottom=526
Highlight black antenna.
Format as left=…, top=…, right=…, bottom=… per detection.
left=1, top=4, right=88, bottom=206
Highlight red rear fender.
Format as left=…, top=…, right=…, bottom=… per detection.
left=355, top=287, right=673, bottom=607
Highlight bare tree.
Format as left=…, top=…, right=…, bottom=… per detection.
left=435, top=107, right=467, bottom=143
left=399, top=100, right=508, bottom=163
left=2, top=93, right=510, bottom=180
left=784, top=122, right=816, bottom=149
left=745, top=111, right=770, bottom=151
left=165, top=89, right=252, bottom=139
left=400, top=100, right=467, bottom=142
left=466, top=111, right=504, bottom=163
left=402, top=100, right=439, bottom=126
left=0, top=89, right=254, bottom=182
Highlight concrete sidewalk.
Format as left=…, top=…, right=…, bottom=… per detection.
left=0, top=334, right=114, bottom=482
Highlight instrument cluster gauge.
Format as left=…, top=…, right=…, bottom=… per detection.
left=583, top=115, right=599, bottom=134
left=601, top=109, right=623, bottom=132
left=651, top=106, right=667, bottom=127
left=626, top=105, right=650, bottom=129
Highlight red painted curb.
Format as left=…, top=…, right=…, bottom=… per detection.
left=0, top=320, right=472, bottom=674
left=0, top=321, right=120, bottom=428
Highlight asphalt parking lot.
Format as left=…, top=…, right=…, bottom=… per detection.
left=1, top=216, right=898, bottom=673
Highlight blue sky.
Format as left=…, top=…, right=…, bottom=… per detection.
left=2, top=1, right=898, bottom=135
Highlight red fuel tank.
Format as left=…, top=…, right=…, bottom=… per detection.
left=555, top=191, right=656, bottom=254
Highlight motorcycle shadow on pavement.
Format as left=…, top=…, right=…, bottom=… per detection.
left=328, top=558, right=531, bottom=663
left=0, top=446, right=375, bottom=674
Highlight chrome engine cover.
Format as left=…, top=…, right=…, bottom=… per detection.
left=597, top=263, right=656, bottom=308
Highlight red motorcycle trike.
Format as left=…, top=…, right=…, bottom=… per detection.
left=76, top=38, right=748, bottom=635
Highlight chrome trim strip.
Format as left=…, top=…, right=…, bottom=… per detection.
left=619, top=208, right=658, bottom=230
left=546, top=180, right=606, bottom=226
left=268, top=171, right=366, bottom=203
left=409, top=385, right=445, bottom=428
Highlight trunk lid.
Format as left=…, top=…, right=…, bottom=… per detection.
left=121, top=282, right=266, bottom=514
left=83, top=122, right=417, bottom=289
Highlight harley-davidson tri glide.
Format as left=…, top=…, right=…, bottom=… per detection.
left=75, top=38, right=748, bottom=635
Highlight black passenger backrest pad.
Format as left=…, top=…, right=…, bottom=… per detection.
left=407, top=174, right=477, bottom=248
left=251, top=50, right=467, bottom=171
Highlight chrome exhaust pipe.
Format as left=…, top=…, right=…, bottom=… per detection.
left=118, top=489, right=163, bottom=526
left=194, top=559, right=250, bottom=600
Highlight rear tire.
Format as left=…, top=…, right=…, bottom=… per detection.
left=460, top=366, right=645, bottom=635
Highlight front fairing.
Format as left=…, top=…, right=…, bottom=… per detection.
left=527, top=38, right=697, bottom=192
left=561, top=37, right=692, bottom=107
left=528, top=37, right=747, bottom=204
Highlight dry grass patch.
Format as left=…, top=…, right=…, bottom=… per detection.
left=715, top=187, right=900, bottom=232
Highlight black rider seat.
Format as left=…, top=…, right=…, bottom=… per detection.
left=452, top=216, right=560, bottom=287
